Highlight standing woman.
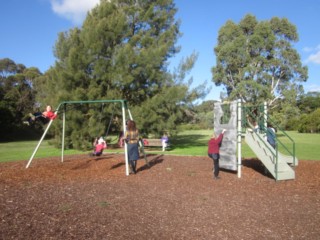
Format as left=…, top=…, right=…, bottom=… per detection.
left=125, top=120, right=140, bottom=174
left=208, top=129, right=226, bottom=180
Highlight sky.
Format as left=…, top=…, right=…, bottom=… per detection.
left=1, top=0, right=320, bottom=101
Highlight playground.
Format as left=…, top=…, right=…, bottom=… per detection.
left=1, top=153, right=320, bottom=239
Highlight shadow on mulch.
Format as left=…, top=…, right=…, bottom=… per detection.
left=101, top=153, right=165, bottom=173
left=242, top=158, right=273, bottom=179
left=137, top=154, right=164, bottom=173
left=70, top=160, right=94, bottom=170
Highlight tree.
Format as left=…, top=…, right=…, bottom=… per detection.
left=38, top=0, right=207, bottom=148
left=212, top=14, right=308, bottom=108
left=297, top=92, right=320, bottom=114
left=192, top=100, right=217, bottom=129
left=0, top=58, right=41, bottom=140
left=298, top=108, right=320, bottom=133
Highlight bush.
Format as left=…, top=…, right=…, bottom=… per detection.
left=298, top=109, right=320, bottom=133
left=285, top=117, right=300, bottom=131
left=178, top=124, right=201, bottom=131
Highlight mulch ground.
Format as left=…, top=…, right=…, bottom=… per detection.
left=1, top=153, right=320, bottom=240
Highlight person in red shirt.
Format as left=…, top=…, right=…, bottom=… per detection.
left=42, top=105, right=57, bottom=120
left=208, top=129, right=226, bottom=180
left=23, top=105, right=57, bottom=125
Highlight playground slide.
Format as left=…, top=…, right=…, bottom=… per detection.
left=245, top=129, right=296, bottom=181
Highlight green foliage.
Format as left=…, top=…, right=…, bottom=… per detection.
left=33, top=0, right=208, bottom=150
left=194, top=100, right=216, bottom=113
left=193, top=100, right=217, bottom=129
left=0, top=58, right=42, bottom=140
left=284, top=117, right=300, bottom=131
left=298, top=108, right=320, bottom=133
left=133, top=85, right=186, bottom=137
left=212, top=14, right=307, bottom=108
left=178, top=124, right=201, bottom=131
left=297, top=92, right=320, bottom=114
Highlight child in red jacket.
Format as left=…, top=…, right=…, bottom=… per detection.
left=208, top=129, right=226, bottom=180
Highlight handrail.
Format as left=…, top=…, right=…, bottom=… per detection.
left=245, top=110, right=278, bottom=179
left=243, top=105, right=296, bottom=166
left=260, top=112, right=296, bottom=166
left=246, top=128, right=279, bottom=180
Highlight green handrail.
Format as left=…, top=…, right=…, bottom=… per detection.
left=243, top=104, right=296, bottom=180
left=260, top=112, right=296, bottom=166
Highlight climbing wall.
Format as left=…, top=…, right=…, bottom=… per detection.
left=213, top=101, right=237, bottom=171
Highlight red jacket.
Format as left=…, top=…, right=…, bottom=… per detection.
left=95, top=143, right=106, bottom=153
left=44, top=111, right=57, bottom=120
left=207, top=133, right=224, bottom=154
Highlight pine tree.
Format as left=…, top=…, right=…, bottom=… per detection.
left=37, top=0, right=207, bottom=149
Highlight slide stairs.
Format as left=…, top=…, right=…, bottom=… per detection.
left=245, top=129, right=297, bottom=181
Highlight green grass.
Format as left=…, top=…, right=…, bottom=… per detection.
left=277, top=131, right=320, bottom=161
left=0, top=130, right=319, bottom=163
left=0, top=140, right=84, bottom=163
left=167, top=130, right=320, bottom=161
left=169, top=130, right=213, bottom=155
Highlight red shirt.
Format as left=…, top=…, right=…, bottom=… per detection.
left=95, top=143, right=106, bottom=152
left=44, top=111, right=57, bottom=120
left=207, top=133, right=224, bottom=154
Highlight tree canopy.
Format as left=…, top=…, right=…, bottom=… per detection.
left=212, top=14, right=308, bottom=108
left=0, top=58, right=42, bottom=140
left=36, top=0, right=207, bottom=149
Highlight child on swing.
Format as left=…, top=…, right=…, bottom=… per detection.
left=90, top=137, right=107, bottom=156
left=24, top=105, right=57, bottom=125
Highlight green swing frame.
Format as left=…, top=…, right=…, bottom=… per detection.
left=26, top=99, right=135, bottom=176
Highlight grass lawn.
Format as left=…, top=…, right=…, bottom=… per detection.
left=167, top=130, right=320, bottom=161
left=0, top=141, right=84, bottom=163
left=279, top=131, right=320, bottom=161
left=0, top=130, right=319, bottom=163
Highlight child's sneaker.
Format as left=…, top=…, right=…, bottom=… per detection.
left=23, top=121, right=30, bottom=126
left=29, top=113, right=36, bottom=121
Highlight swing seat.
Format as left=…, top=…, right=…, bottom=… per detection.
left=95, top=151, right=103, bottom=156
left=89, top=150, right=103, bottom=157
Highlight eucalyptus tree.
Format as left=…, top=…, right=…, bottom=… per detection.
left=0, top=58, right=41, bottom=139
left=212, top=14, right=308, bottom=108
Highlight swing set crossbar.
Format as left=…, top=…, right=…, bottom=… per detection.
left=56, top=99, right=128, bottom=112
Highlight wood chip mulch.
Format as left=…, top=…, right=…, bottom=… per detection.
left=1, top=153, right=319, bottom=240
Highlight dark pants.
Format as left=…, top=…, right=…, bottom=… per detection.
left=130, top=160, right=137, bottom=174
left=127, top=142, right=139, bottom=173
left=37, top=116, right=50, bottom=125
left=208, top=153, right=220, bottom=177
left=29, top=113, right=50, bottom=125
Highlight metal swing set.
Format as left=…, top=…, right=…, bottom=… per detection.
left=26, top=99, right=148, bottom=176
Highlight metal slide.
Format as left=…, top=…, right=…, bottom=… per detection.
left=245, top=129, right=298, bottom=181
